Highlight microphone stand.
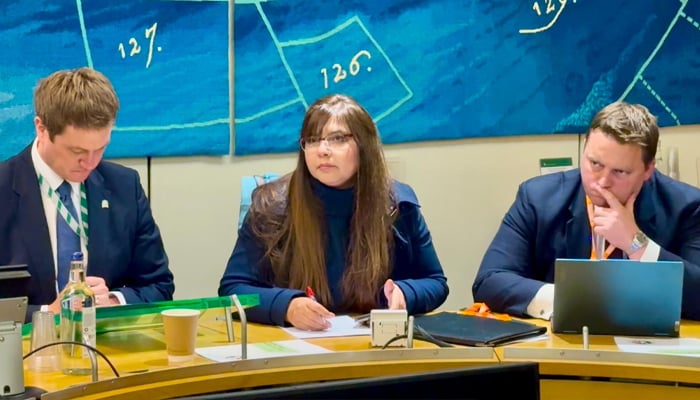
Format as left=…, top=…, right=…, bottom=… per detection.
left=0, top=320, right=46, bottom=400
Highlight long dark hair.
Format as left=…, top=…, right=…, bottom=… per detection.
left=248, top=94, right=396, bottom=311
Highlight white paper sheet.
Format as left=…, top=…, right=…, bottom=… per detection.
left=281, top=315, right=371, bottom=339
left=614, top=336, right=700, bottom=357
left=195, top=339, right=332, bottom=362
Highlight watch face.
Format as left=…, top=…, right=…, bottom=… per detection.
left=635, top=232, right=649, bottom=244
left=630, top=232, right=649, bottom=252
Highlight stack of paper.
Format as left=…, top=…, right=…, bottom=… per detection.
left=281, top=315, right=371, bottom=339
left=196, top=340, right=332, bottom=362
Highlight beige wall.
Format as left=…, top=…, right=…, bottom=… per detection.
left=117, top=124, right=700, bottom=311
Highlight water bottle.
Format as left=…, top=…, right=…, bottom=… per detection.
left=59, top=251, right=96, bottom=375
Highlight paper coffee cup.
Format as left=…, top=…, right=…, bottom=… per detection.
left=161, top=309, right=200, bottom=363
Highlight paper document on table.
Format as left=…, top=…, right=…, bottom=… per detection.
left=614, top=337, right=700, bottom=357
left=195, top=340, right=332, bottom=362
left=508, top=333, right=550, bottom=345
left=282, top=315, right=371, bottom=339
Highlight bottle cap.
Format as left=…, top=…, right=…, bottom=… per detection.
left=71, top=251, right=84, bottom=261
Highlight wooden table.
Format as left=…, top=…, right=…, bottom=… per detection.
left=23, top=312, right=700, bottom=399
left=505, top=318, right=700, bottom=400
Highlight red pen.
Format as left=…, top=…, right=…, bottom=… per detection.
left=305, top=286, right=317, bottom=301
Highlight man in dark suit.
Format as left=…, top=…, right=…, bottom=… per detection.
left=473, top=102, right=700, bottom=321
left=0, top=67, right=174, bottom=321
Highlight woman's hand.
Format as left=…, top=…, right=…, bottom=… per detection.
left=286, top=297, right=335, bottom=331
left=383, top=279, right=406, bottom=310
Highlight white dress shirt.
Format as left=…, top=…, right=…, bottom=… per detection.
left=31, top=139, right=126, bottom=305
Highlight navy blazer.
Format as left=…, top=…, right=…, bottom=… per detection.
left=472, top=169, right=700, bottom=320
left=0, top=145, right=175, bottom=321
left=219, top=179, right=449, bottom=326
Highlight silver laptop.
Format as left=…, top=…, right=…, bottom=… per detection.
left=552, top=258, right=683, bottom=337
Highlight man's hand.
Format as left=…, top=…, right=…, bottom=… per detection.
left=383, top=279, right=407, bottom=310
left=48, top=298, right=61, bottom=314
left=286, top=297, right=335, bottom=331
left=592, top=184, right=641, bottom=253
left=85, top=276, right=118, bottom=307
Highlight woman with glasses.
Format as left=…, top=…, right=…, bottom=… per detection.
left=218, top=94, right=448, bottom=331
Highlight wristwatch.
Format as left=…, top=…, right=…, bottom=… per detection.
left=629, top=231, right=649, bottom=253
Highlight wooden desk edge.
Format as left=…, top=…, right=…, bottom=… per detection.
left=42, top=348, right=498, bottom=400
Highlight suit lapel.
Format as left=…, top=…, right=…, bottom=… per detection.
left=634, top=176, right=656, bottom=234
left=14, top=147, right=55, bottom=291
left=565, top=186, right=591, bottom=259
left=85, top=168, right=110, bottom=264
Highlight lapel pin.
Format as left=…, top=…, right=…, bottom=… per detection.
left=101, top=200, right=109, bottom=209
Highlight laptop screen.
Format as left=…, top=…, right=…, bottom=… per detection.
left=551, top=258, right=683, bottom=337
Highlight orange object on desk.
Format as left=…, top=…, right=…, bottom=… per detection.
left=459, top=302, right=512, bottom=321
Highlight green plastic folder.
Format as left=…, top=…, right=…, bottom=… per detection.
left=22, top=294, right=259, bottom=337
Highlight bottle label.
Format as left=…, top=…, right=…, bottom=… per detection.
left=82, top=306, right=97, bottom=351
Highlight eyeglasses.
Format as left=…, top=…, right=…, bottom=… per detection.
left=300, top=133, right=354, bottom=151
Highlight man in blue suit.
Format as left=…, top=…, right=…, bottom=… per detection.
left=0, top=68, right=174, bottom=321
left=473, top=102, right=700, bottom=321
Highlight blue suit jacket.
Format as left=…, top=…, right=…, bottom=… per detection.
left=472, top=169, right=700, bottom=320
left=0, top=145, right=175, bottom=321
left=219, top=179, right=449, bottom=326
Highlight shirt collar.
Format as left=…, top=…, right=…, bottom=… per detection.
left=31, top=138, right=80, bottom=193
